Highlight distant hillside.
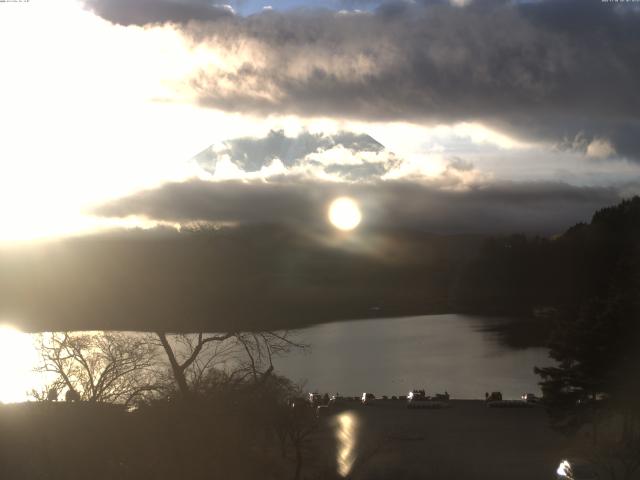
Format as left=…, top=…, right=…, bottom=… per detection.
left=452, top=196, right=640, bottom=317
left=0, top=225, right=483, bottom=332
left=2, top=197, right=638, bottom=333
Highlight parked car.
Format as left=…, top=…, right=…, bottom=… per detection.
left=361, top=392, right=376, bottom=405
left=407, top=389, right=427, bottom=401
left=521, top=392, right=540, bottom=403
left=328, top=395, right=349, bottom=409
left=486, top=391, right=503, bottom=402
left=407, top=389, right=450, bottom=409
left=556, top=458, right=599, bottom=480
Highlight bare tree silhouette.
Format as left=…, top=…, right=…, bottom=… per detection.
left=154, top=330, right=307, bottom=398
left=34, top=332, right=160, bottom=406
left=155, top=332, right=235, bottom=398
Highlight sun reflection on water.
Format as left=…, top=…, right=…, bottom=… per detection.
left=335, top=412, right=358, bottom=477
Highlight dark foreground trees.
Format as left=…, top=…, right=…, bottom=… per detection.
left=535, top=198, right=640, bottom=479
left=535, top=296, right=640, bottom=479
left=27, top=328, right=327, bottom=479
left=3, top=379, right=320, bottom=480
left=34, top=328, right=307, bottom=403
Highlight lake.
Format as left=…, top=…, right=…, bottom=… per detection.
left=0, top=314, right=552, bottom=403
left=274, top=314, right=552, bottom=400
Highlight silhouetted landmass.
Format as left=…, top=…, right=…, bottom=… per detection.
left=0, top=382, right=321, bottom=480
left=1, top=197, right=639, bottom=347
left=2, top=198, right=639, bottom=479
left=452, top=196, right=640, bottom=347
left=0, top=225, right=483, bottom=332
left=454, top=197, right=640, bottom=313
left=528, top=198, right=640, bottom=477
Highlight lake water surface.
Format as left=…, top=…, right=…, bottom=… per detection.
left=274, top=314, right=552, bottom=400
left=1, top=314, right=552, bottom=403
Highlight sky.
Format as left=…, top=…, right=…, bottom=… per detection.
left=0, top=0, right=639, bottom=244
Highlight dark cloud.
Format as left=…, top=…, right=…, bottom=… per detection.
left=83, top=0, right=234, bottom=25
left=82, top=0, right=640, bottom=160
left=97, top=179, right=324, bottom=225
left=94, top=176, right=626, bottom=235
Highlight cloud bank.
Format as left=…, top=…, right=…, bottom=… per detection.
left=95, top=177, right=626, bottom=236
left=90, top=129, right=631, bottom=235
left=82, top=0, right=640, bottom=160
left=82, top=0, right=235, bottom=25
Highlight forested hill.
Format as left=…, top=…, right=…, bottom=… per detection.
left=451, top=196, right=640, bottom=318
left=0, top=226, right=482, bottom=332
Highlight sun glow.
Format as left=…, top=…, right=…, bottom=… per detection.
left=0, top=1, right=260, bottom=243
left=328, top=197, right=362, bottom=231
left=0, top=325, right=39, bottom=403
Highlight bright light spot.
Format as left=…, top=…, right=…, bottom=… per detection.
left=586, top=138, right=616, bottom=158
left=328, top=197, right=362, bottom=231
left=0, top=325, right=39, bottom=403
left=335, top=413, right=358, bottom=477
left=0, top=1, right=273, bottom=243
left=556, top=460, right=570, bottom=476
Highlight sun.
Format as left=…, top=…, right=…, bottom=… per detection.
left=328, top=197, right=362, bottom=231
left=0, top=325, right=39, bottom=403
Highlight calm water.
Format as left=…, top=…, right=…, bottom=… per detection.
left=2, top=314, right=551, bottom=403
left=275, top=314, right=552, bottom=400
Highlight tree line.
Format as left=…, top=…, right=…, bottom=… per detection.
left=32, top=329, right=307, bottom=406
left=527, top=197, right=640, bottom=479
left=17, top=329, right=334, bottom=480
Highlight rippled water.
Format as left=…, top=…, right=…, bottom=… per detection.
left=274, top=314, right=552, bottom=400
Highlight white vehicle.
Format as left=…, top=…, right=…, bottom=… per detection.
left=361, top=392, right=376, bottom=405
left=407, top=389, right=450, bottom=409
left=556, top=458, right=599, bottom=480
left=407, top=389, right=426, bottom=401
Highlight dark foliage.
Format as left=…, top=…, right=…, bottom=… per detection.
left=533, top=197, right=640, bottom=437
left=0, top=375, right=334, bottom=480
